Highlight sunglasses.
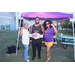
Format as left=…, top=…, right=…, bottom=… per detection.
left=46, top=23, right=50, bottom=25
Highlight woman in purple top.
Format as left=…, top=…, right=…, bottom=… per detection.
left=43, top=20, right=57, bottom=62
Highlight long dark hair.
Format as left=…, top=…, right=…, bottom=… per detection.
left=43, top=20, right=53, bottom=30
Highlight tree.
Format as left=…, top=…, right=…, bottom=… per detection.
left=60, top=19, right=72, bottom=30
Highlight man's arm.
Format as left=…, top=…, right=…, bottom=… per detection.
left=41, top=24, right=45, bottom=36
left=30, top=26, right=33, bottom=34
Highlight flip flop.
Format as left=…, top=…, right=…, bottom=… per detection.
left=46, top=59, right=48, bottom=62
left=48, top=58, right=51, bottom=60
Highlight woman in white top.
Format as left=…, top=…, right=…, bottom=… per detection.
left=20, top=23, right=30, bottom=62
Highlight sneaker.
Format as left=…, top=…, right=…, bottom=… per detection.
left=38, top=57, right=41, bottom=59
left=27, top=60, right=29, bottom=62
left=46, top=59, right=48, bottom=62
left=32, top=57, right=35, bottom=60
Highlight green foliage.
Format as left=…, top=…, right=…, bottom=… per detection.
left=60, top=19, right=72, bottom=29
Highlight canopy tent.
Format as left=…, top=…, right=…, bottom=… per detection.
left=16, top=12, right=75, bottom=60
left=21, top=12, right=73, bottom=23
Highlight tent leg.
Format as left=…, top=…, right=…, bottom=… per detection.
left=57, top=23, right=58, bottom=30
left=56, top=21, right=58, bottom=30
left=16, top=19, right=21, bottom=55
left=72, top=19, right=75, bottom=60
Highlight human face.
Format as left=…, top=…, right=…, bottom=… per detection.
left=46, top=22, right=50, bottom=28
left=35, top=18, right=39, bottom=24
left=24, top=23, right=28, bottom=29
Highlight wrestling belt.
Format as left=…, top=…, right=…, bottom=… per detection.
left=29, top=33, right=43, bottom=39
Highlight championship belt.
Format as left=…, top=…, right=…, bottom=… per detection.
left=29, top=33, right=43, bottom=39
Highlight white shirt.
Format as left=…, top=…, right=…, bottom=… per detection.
left=22, top=29, right=29, bottom=45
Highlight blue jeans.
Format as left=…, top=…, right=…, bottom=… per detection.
left=23, top=44, right=29, bottom=61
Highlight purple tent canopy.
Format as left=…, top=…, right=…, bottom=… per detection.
left=21, top=12, right=73, bottom=23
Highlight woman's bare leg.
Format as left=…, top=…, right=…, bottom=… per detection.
left=46, top=46, right=51, bottom=61
left=48, top=46, right=51, bottom=59
left=46, top=46, right=48, bottom=61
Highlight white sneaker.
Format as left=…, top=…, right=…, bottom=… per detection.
left=27, top=60, right=29, bottom=62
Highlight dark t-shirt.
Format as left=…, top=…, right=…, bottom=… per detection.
left=32, top=25, right=42, bottom=34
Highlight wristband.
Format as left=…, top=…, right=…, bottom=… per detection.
left=53, top=26, right=55, bottom=27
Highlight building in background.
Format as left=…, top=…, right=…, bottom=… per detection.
left=0, top=12, right=35, bottom=30
left=0, top=12, right=24, bottom=30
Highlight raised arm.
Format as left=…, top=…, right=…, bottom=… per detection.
left=20, top=27, right=24, bottom=36
left=51, top=24, right=57, bottom=34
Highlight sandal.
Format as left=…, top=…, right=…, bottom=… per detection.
left=46, top=59, right=48, bottom=62
left=48, top=58, right=51, bottom=60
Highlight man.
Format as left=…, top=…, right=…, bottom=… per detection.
left=30, top=17, right=44, bottom=60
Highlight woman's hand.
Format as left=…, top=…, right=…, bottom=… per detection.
left=32, top=33, right=36, bottom=37
left=51, top=23, right=54, bottom=27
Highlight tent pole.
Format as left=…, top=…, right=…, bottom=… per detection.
left=57, top=22, right=58, bottom=31
left=72, top=18, right=75, bottom=60
left=16, top=19, right=21, bottom=55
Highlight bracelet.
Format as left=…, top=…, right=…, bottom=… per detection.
left=53, top=26, right=55, bottom=27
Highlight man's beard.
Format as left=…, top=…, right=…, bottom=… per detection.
left=35, top=22, right=39, bottom=24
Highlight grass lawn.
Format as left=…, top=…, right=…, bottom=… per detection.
left=0, top=30, right=75, bottom=62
